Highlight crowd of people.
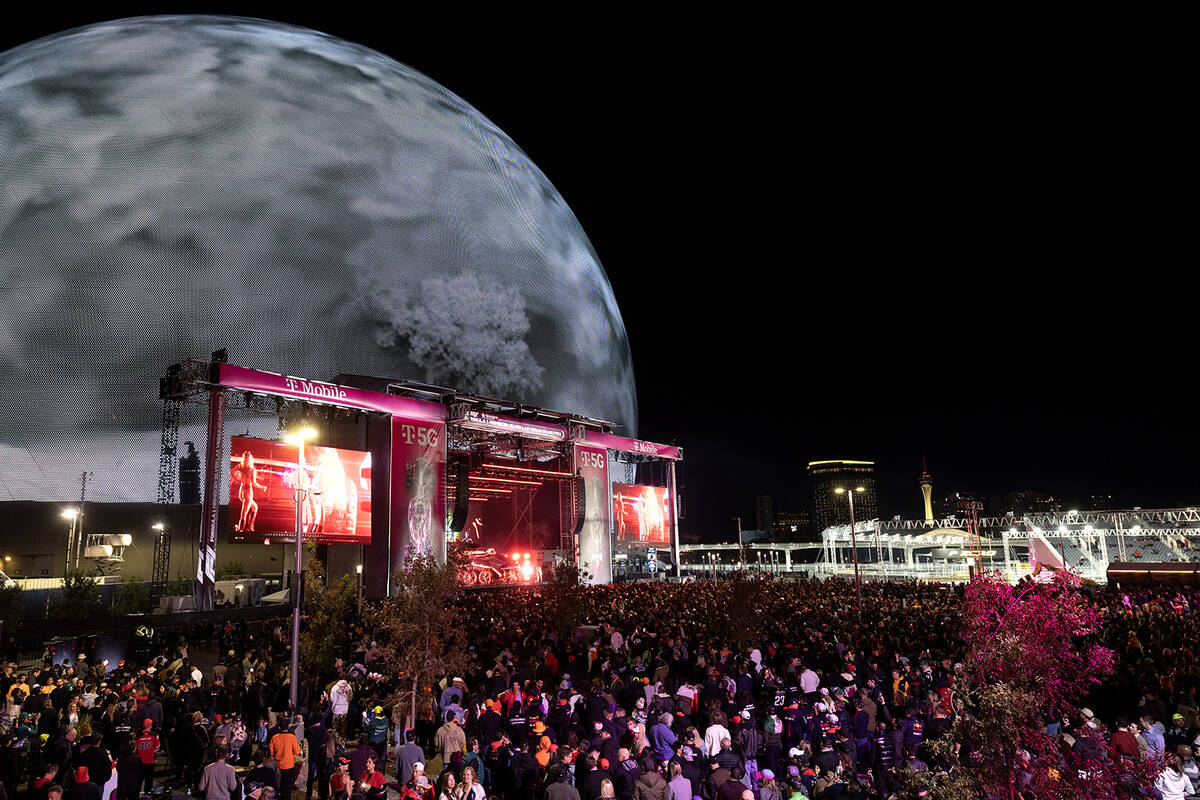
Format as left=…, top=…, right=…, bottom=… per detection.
left=1, top=575, right=1199, bottom=800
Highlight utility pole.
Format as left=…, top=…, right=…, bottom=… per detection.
left=75, top=472, right=91, bottom=569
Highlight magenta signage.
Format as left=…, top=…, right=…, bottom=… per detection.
left=580, top=431, right=681, bottom=460
left=575, top=444, right=611, bottom=585
left=391, top=416, right=447, bottom=575
left=218, top=364, right=443, bottom=421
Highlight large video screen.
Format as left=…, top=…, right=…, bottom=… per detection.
left=612, top=483, right=671, bottom=545
left=229, top=436, right=372, bottom=543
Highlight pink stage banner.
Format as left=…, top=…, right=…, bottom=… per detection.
left=219, top=364, right=444, bottom=421
left=391, top=416, right=447, bottom=574
left=580, top=431, right=681, bottom=460
left=575, top=444, right=611, bottom=584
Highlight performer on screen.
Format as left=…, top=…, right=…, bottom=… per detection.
left=232, top=452, right=268, bottom=532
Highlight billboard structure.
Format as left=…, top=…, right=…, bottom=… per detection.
left=613, top=483, right=672, bottom=546
left=228, top=436, right=372, bottom=543
left=166, top=358, right=680, bottom=608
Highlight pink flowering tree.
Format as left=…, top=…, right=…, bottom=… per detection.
left=908, top=570, right=1161, bottom=800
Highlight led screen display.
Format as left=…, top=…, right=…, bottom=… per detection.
left=229, top=436, right=372, bottom=543
left=612, top=483, right=671, bottom=545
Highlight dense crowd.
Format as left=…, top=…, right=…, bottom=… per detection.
left=2, top=576, right=1200, bottom=800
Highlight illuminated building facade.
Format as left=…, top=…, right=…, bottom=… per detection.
left=808, top=459, right=879, bottom=533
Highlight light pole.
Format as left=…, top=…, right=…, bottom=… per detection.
left=834, top=486, right=865, bottom=607
left=356, top=563, right=363, bottom=618
left=732, top=517, right=743, bottom=569
left=285, top=425, right=316, bottom=714
left=61, top=508, right=79, bottom=574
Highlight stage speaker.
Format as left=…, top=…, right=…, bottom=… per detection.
left=572, top=476, right=586, bottom=534
left=449, top=466, right=470, bottom=533
left=179, top=442, right=201, bottom=505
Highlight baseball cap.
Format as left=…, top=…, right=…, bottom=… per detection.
left=374, top=706, right=383, bottom=713
left=760, top=770, right=774, bottom=781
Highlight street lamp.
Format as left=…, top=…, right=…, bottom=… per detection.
left=61, top=508, right=79, bottom=574
left=834, top=486, right=865, bottom=606
left=284, top=425, right=316, bottom=713
left=356, top=563, right=363, bottom=618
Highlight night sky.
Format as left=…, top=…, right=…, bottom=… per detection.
left=3, top=10, right=1190, bottom=539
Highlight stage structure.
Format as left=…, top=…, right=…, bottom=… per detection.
left=161, top=355, right=682, bottom=610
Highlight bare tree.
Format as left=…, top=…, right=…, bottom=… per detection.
left=368, top=549, right=476, bottom=727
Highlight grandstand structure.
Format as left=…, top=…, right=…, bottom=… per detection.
left=679, top=508, right=1200, bottom=584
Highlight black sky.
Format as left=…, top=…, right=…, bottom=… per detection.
left=3, top=10, right=1191, bottom=539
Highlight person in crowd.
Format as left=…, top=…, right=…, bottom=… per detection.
left=198, top=746, right=238, bottom=800
left=357, top=754, right=387, bottom=800
left=329, top=757, right=351, bottom=800
left=269, top=717, right=302, bottom=795
left=1157, top=753, right=1198, bottom=800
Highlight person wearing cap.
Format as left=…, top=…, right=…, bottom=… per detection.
left=364, top=705, right=389, bottom=766
left=64, top=766, right=100, bottom=800
left=755, top=770, right=780, bottom=800
left=1167, top=712, right=1197, bottom=753
left=402, top=761, right=432, bottom=800
left=133, top=720, right=159, bottom=794
left=329, top=757, right=351, bottom=800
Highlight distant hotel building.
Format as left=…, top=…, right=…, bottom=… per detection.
left=773, top=510, right=811, bottom=540
left=808, top=459, right=879, bottom=533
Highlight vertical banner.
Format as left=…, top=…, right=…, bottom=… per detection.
left=196, top=388, right=225, bottom=612
left=391, top=417, right=447, bottom=575
left=575, top=444, right=611, bottom=584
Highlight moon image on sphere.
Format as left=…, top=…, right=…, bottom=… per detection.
left=0, top=16, right=636, bottom=502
